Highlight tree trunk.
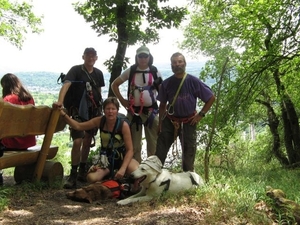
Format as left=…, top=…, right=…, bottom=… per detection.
left=108, top=3, right=128, bottom=97
left=256, top=95, right=289, bottom=165
left=273, top=68, right=300, bottom=164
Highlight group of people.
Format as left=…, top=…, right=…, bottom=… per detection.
left=0, top=45, right=215, bottom=188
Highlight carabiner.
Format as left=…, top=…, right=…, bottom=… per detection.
left=167, top=105, right=175, bottom=115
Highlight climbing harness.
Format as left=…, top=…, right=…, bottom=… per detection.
left=128, top=70, right=158, bottom=131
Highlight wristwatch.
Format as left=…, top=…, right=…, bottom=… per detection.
left=198, top=111, right=206, bottom=117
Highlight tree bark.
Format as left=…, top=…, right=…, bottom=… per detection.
left=108, top=3, right=128, bottom=97
left=256, top=95, right=289, bottom=165
left=273, top=68, right=300, bottom=164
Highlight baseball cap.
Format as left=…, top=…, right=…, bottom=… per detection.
left=83, top=48, right=97, bottom=55
left=136, top=46, right=150, bottom=55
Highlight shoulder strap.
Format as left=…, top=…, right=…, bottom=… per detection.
left=127, top=65, right=159, bottom=97
left=81, top=65, right=103, bottom=102
left=99, top=116, right=106, bottom=131
left=100, top=116, right=123, bottom=134
left=128, top=65, right=158, bottom=82
left=128, top=65, right=138, bottom=98
left=116, top=118, right=125, bottom=134
left=170, top=73, right=187, bottom=108
left=149, top=65, right=158, bottom=80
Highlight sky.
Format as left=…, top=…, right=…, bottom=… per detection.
left=0, top=0, right=206, bottom=74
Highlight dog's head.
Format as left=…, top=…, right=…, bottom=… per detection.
left=66, top=183, right=113, bottom=203
left=266, top=186, right=286, bottom=200
left=131, top=155, right=163, bottom=186
left=142, top=155, right=162, bottom=173
left=266, top=189, right=286, bottom=199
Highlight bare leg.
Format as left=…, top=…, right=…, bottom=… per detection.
left=87, top=168, right=110, bottom=183
left=64, top=138, right=83, bottom=189
left=81, top=132, right=92, bottom=163
left=71, top=138, right=83, bottom=165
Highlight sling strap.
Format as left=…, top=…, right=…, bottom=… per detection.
left=162, top=73, right=187, bottom=121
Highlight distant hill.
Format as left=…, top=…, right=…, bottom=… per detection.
left=17, top=71, right=62, bottom=94
left=15, top=61, right=213, bottom=99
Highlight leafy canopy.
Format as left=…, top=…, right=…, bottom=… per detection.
left=0, top=0, right=43, bottom=49
left=73, top=0, right=187, bottom=45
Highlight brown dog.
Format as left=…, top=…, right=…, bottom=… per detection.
left=66, top=180, right=125, bottom=203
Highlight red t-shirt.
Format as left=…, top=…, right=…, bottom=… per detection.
left=1, top=94, right=36, bottom=149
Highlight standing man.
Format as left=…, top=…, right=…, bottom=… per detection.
left=54, top=48, right=105, bottom=189
left=111, top=46, right=162, bottom=163
left=155, top=52, right=215, bottom=171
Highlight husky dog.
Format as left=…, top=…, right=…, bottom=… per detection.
left=117, top=155, right=204, bottom=205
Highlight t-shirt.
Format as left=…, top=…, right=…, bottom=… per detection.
left=157, top=74, right=214, bottom=117
left=119, top=67, right=162, bottom=107
left=1, top=94, right=36, bottom=149
left=63, top=64, right=105, bottom=109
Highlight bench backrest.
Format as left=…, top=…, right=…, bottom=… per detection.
left=0, top=100, right=66, bottom=181
left=0, top=101, right=65, bottom=139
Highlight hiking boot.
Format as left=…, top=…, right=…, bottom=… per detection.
left=77, top=167, right=87, bottom=182
left=63, top=169, right=77, bottom=189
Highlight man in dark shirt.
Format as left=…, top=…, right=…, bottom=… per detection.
left=54, top=48, right=105, bottom=188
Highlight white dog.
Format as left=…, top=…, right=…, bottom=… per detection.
left=117, top=155, right=204, bottom=205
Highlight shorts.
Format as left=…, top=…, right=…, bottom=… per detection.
left=68, top=108, right=98, bottom=140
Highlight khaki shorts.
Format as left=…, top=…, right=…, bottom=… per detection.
left=67, top=108, right=97, bottom=140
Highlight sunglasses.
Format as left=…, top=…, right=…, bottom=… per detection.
left=138, top=54, right=149, bottom=59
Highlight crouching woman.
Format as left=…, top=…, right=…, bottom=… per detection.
left=59, top=96, right=139, bottom=183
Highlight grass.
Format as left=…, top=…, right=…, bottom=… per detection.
left=0, top=134, right=300, bottom=224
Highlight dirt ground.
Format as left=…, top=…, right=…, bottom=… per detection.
left=0, top=175, right=213, bottom=225
left=0, top=175, right=274, bottom=225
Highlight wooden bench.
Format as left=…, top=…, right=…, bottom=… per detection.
left=0, top=100, right=66, bottom=185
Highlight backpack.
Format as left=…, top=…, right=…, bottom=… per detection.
left=99, top=114, right=130, bottom=177
left=127, top=64, right=162, bottom=99
left=99, top=113, right=130, bottom=136
left=56, top=69, right=103, bottom=116
left=57, top=72, right=66, bottom=84
left=57, top=72, right=80, bottom=109
left=100, top=179, right=125, bottom=199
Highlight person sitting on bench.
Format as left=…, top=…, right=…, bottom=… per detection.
left=0, top=73, right=36, bottom=184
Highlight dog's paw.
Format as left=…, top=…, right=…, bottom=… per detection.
left=117, top=199, right=131, bottom=206
left=66, top=191, right=75, bottom=199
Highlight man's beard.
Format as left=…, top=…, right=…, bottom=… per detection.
left=171, top=65, right=185, bottom=74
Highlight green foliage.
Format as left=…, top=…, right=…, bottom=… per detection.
left=182, top=0, right=300, bottom=166
left=0, top=187, right=11, bottom=211
left=73, top=0, right=187, bottom=45
left=0, top=0, right=43, bottom=49
left=1, top=129, right=300, bottom=223
left=73, top=0, right=188, bottom=96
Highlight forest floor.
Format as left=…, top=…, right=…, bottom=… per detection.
left=0, top=175, right=272, bottom=225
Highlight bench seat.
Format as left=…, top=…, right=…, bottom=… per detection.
left=0, top=145, right=58, bottom=170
